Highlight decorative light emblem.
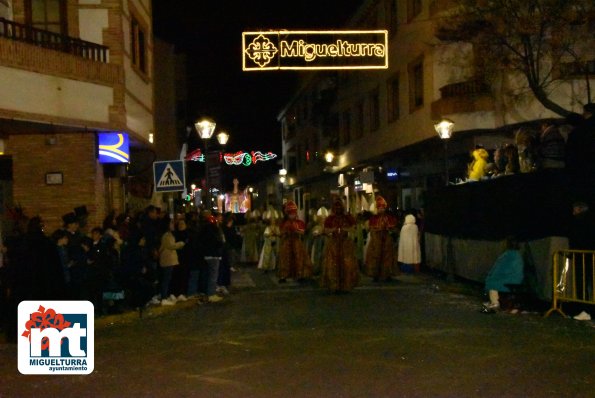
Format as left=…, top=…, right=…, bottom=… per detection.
left=245, top=34, right=278, bottom=68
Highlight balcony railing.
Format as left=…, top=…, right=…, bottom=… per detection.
left=0, top=17, right=108, bottom=63
left=439, top=79, right=490, bottom=98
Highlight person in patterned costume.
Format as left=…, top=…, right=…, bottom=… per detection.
left=365, top=196, right=398, bottom=281
left=321, top=200, right=359, bottom=293
left=277, top=200, right=312, bottom=283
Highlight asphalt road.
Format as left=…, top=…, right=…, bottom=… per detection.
left=1, top=269, right=593, bottom=397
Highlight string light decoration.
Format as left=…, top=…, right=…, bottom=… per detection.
left=185, top=149, right=277, bottom=166
left=224, top=151, right=277, bottom=166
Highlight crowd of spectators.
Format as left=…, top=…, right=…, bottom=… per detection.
left=0, top=205, right=243, bottom=342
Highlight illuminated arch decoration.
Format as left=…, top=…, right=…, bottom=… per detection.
left=185, top=149, right=277, bottom=166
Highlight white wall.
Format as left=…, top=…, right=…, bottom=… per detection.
left=0, top=66, right=113, bottom=125
left=0, top=0, right=13, bottom=19
left=125, top=93, right=152, bottom=140
left=78, top=9, right=109, bottom=45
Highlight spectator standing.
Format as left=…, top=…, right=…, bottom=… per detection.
left=158, top=218, right=185, bottom=305
left=566, top=103, right=595, bottom=187
left=198, top=211, right=225, bottom=302
left=538, top=121, right=565, bottom=169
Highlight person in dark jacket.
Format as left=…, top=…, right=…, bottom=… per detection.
left=566, top=103, right=595, bottom=183
left=198, top=211, right=225, bottom=303
left=218, top=213, right=242, bottom=295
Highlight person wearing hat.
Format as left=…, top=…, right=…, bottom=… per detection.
left=365, top=196, right=398, bottom=282
left=61, top=212, right=85, bottom=269
left=257, top=210, right=280, bottom=273
left=310, top=207, right=329, bottom=275
left=240, top=210, right=262, bottom=264
left=277, top=200, right=312, bottom=283
left=321, top=200, right=359, bottom=293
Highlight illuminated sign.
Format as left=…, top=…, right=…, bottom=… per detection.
left=98, top=133, right=129, bottom=163
left=242, top=30, right=388, bottom=71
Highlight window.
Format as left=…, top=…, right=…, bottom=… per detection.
left=354, top=100, right=365, bottom=139
left=130, top=15, right=148, bottom=75
left=387, top=74, right=400, bottom=122
left=385, top=0, right=398, bottom=35
left=407, top=0, right=422, bottom=21
left=409, top=57, right=424, bottom=111
left=25, top=0, right=67, bottom=35
left=369, top=88, right=380, bottom=132
left=341, top=111, right=351, bottom=146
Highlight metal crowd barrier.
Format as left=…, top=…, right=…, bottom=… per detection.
left=545, top=250, right=595, bottom=317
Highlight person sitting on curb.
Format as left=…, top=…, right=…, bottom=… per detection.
left=483, top=238, right=524, bottom=311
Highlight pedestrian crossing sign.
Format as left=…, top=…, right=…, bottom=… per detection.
left=153, top=160, right=186, bottom=192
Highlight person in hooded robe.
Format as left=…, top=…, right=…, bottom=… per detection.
left=321, top=200, right=359, bottom=293
left=365, top=196, right=398, bottom=281
left=277, top=201, right=312, bottom=283
left=310, top=207, right=329, bottom=275
left=397, top=214, right=421, bottom=273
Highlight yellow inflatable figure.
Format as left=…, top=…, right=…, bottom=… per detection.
left=468, top=148, right=489, bottom=181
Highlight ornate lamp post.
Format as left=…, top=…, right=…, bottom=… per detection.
left=434, top=118, right=455, bottom=186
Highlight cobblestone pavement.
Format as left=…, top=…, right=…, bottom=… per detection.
left=1, top=267, right=593, bottom=397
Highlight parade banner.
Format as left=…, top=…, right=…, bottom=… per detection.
left=242, top=30, right=388, bottom=71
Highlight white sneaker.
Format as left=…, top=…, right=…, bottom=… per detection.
left=177, top=294, right=188, bottom=302
left=160, top=298, right=176, bottom=306
left=208, top=295, right=223, bottom=303
left=573, top=311, right=592, bottom=321
left=168, top=294, right=177, bottom=302
left=484, top=302, right=500, bottom=310
left=216, top=286, right=230, bottom=295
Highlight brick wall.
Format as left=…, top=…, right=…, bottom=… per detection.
left=8, top=132, right=106, bottom=233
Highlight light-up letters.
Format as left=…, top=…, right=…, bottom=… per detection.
left=242, top=30, right=388, bottom=71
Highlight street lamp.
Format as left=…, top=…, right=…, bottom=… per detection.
left=217, top=131, right=229, bottom=146
left=324, top=151, right=335, bottom=163
left=434, top=118, right=454, bottom=186
left=194, top=118, right=216, bottom=209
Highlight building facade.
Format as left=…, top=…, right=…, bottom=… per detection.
left=279, top=0, right=594, bottom=219
left=0, top=0, right=155, bottom=232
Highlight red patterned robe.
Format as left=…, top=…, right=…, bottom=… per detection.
left=365, top=212, right=398, bottom=280
left=321, top=213, right=359, bottom=292
left=278, top=218, right=312, bottom=280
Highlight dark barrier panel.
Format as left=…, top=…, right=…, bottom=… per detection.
left=425, top=170, right=594, bottom=241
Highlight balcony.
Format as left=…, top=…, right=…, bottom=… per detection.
left=0, top=17, right=108, bottom=63
left=431, top=79, right=495, bottom=119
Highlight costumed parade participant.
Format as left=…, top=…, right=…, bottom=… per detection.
left=240, top=210, right=262, bottom=264
left=365, top=196, right=398, bottom=282
left=397, top=214, right=421, bottom=273
left=310, top=206, right=329, bottom=275
left=321, top=200, right=359, bottom=293
left=278, top=201, right=312, bottom=283
left=467, top=147, right=489, bottom=181
left=257, top=208, right=280, bottom=272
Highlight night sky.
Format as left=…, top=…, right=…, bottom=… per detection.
left=152, top=0, right=364, bottom=185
